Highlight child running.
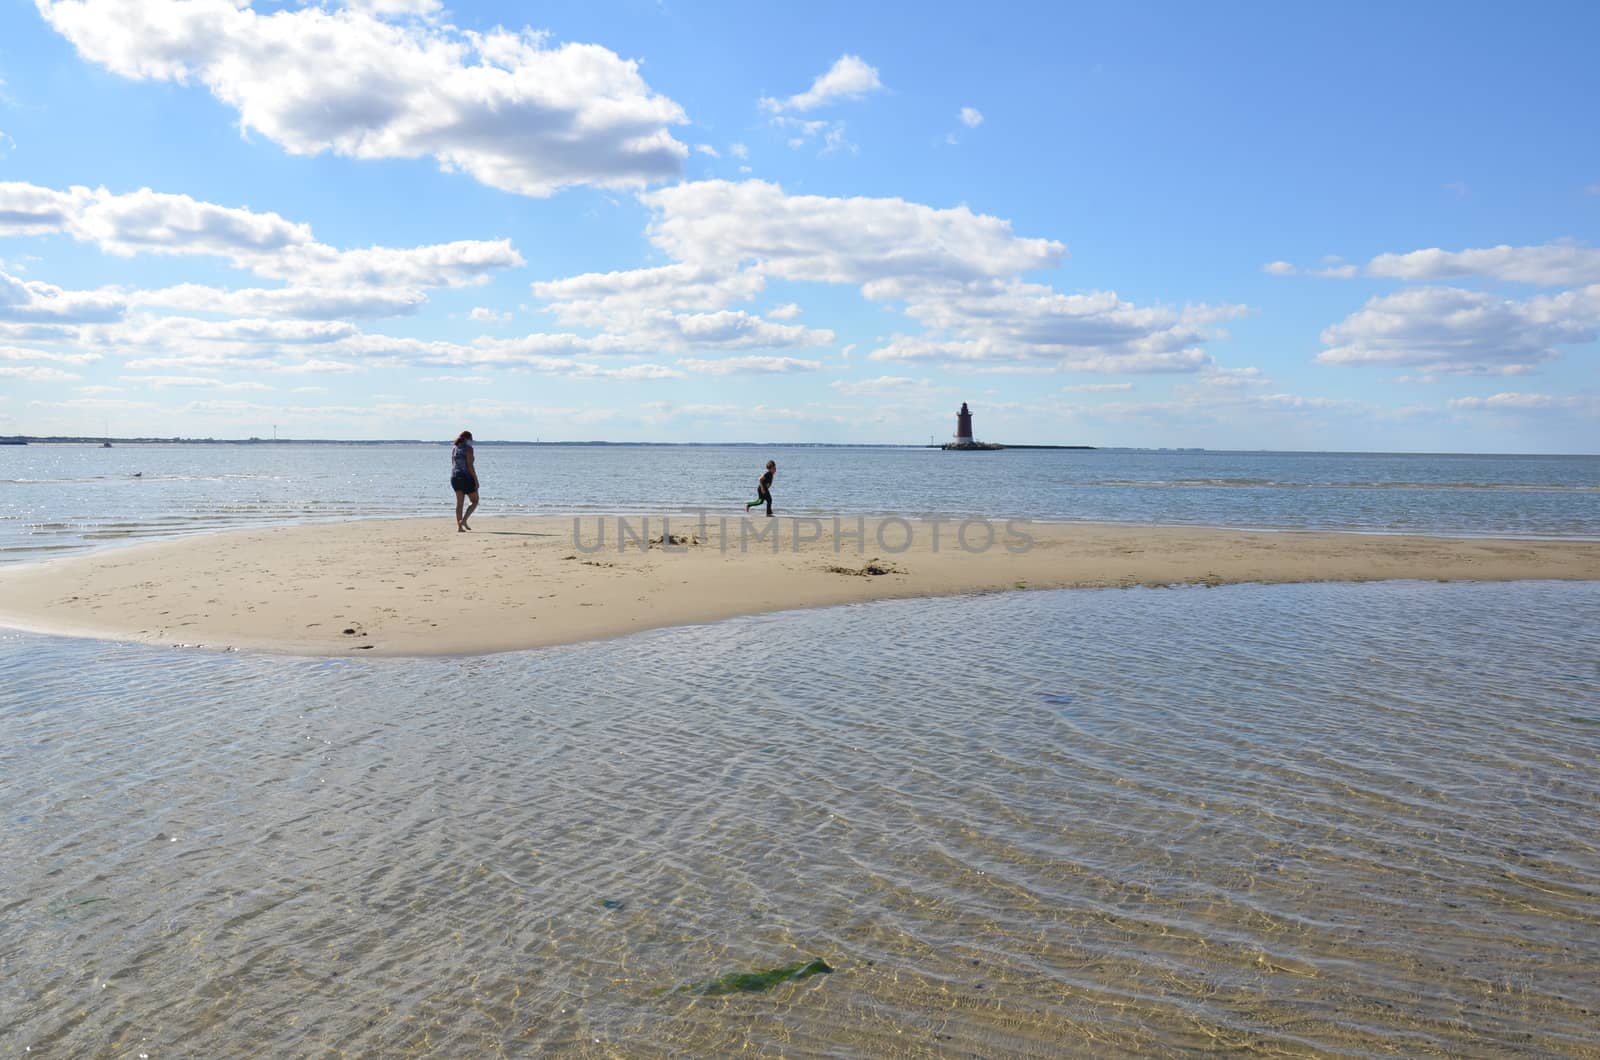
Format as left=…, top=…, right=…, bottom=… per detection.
left=745, top=459, right=777, bottom=516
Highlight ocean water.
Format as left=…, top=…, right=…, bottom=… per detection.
left=2, top=445, right=1598, bottom=1056
left=2, top=583, right=1597, bottom=1056
left=1, top=443, right=1597, bottom=562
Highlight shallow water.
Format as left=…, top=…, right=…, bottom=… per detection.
left=3, top=581, right=1597, bottom=1056
left=2, top=444, right=1596, bottom=563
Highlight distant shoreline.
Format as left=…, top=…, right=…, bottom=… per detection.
left=2, top=436, right=960, bottom=448
left=5, top=437, right=1597, bottom=457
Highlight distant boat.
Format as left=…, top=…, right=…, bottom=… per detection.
left=101, top=441, right=113, bottom=448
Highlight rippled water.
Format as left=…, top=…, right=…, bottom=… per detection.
left=2, top=444, right=1596, bottom=562
left=4, top=582, right=1597, bottom=1056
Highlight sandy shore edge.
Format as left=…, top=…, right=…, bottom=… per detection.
left=1, top=514, right=1596, bottom=657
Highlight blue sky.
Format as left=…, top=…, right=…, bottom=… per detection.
left=1, top=0, right=1597, bottom=451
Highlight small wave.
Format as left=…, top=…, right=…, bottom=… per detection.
left=0, top=476, right=121, bottom=485
left=1093, top=478, right=1278, bottom=488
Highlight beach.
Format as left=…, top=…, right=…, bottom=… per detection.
left=4, top=445, right=1600, bottom=1055
left=1, top=513, right=1597, bottom=656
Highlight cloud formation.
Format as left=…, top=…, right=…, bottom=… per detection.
left=1267, top=243, right=1600, bottom=286
left=1, top=182, right=522, bottom=286
left=1448, top=392, right=1599, bottom=414
left=1366, top=243, right=1600, bottom=286
left=631, top=179, right=1242, bottom=374
left=1318, top=285, right=1600, bottom=374
left=1262, top=259, right=1358, bottom=279
left=37, top=0, right=689, bottom=196
left=642, top=180, right=1063, bottom=284
left=678, top=355, right=821, bottom=375
left=0, top=267, right=124, bottom=323
left=760, top=55, right=883, bottom=113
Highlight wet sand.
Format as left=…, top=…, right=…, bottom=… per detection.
left=0, top=514, right=1596, bottom=656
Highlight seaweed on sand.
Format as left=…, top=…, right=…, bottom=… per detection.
left=676, top=958, right=834, bottom=997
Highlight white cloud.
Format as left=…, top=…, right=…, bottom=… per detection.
left=104, top=315, right=361, bottom=349
left=0, top=182, right=86, bottom=235
left=0, top=363, right=80, bottom=381
left=869, top=280, right=1245, bottom=374
left=1318, top=285, right=1600, bottom=374
left=607, top=363, right=684, bottom=381
left=729, top=143, right=749, bottom=160
left=829, top=375, right=921, bottom=395
left=132, top=284, right=427, bottom=320
left=769, top=115, right=852, bottom=154
left=70, top=185, right=312, bottom=257
left=468, top=306, right=510, bottom=323
left=1200, top=367, right=1269, bottom=387
left=0, top=182, right=525, bottom=289
left=767, top=302, right=802, bottom=320
left=38, top=1, right=689, bottom=196
left=343, top=0, right=443, bottom=15
left=642, top=180, right=1064, bottom=284
left=532, top=263, right=766, bottom=326
left=267, top=239, right=523, bottom=289
left=529, top=264, right=829, bottom=351
left=0, top=267, right=124, bottom=323
left=1448, top=392, right=1600, bottom=414
left=1261, top=258, right=1356, bottom=278
left=633, top=179, right=1241, bottom=373
left=496, top=354, right=683, bottom=380
left=1366, top=243, right=1600, bottom=286
left=1061, top=382, right=1134, bottom=393
left=678, top=355, right=821, bottom=375
left=0, top=343, right=99, bottom=365
left=120, top=374, right=272, bottom=391
left=27, top=395, right=159, bottom=412
left=665, top=310, right=832, bottom=349
left=420, top=374, right=492, bottom=384
left=760, top=55, right=882, bottom=113
left=638, top=400, right=841, bottom=425
left=869, top=334, right=1215, bottom=373
left=0, top=322, right=82, bottom=343
left=83, top=314, right=373, bottom=374
left=531, top=180, right=1167, bottom=366
left=694, top=144, right=720, bottom=158
left=959, top=106, right=983, bottom=128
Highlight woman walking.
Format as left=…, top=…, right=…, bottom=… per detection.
left=451, top=430, right=479, bottom=531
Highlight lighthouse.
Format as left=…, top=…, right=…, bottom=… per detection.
left=955, top=402, right=974, bottom=444
left=940, top=401, right=1001, bottom=449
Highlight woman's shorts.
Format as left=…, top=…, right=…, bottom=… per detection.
left=451, top=473, right=478, bottom=494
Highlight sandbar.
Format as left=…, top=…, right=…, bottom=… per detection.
left=0, top=514, right=1596, bottom=657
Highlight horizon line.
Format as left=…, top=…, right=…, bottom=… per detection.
left=4, top=436, right=1597, bottom=458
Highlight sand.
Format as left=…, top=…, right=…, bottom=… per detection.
left=0, top=513, right=1596, bottom=657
